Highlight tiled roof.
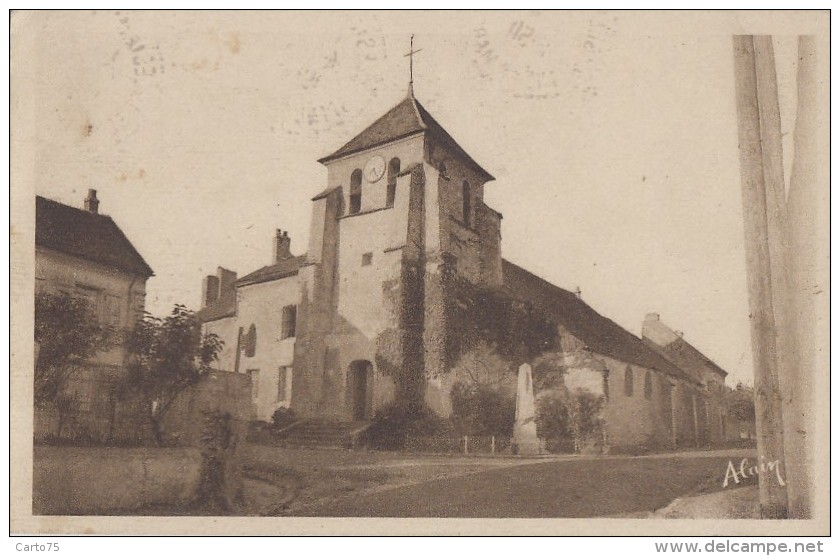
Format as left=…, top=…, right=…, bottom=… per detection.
left=195, top=286, right=237, bottom=323
left=647, top=337, right=728, bottom=378
left=318, top=92, right=494, bottom=182
left=235, top=254, right=307, bottom=287
left=501, top=259, right=700, bottom=385
left=35, top=195, right=153, bottom=277
left=196, top=254, right=306, bottom=323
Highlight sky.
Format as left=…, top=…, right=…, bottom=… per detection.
left=15, top=10, right=827, bottom=387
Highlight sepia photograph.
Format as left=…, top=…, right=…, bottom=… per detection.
left=8, top=9, right=830, bottom=536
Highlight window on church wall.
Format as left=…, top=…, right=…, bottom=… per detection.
left=644, top=371, right=653, bottom=400
left=387, top=158, right=400, bottom=208
left=624, top=366, right=634, bottom=397
left=349, top=169, right=363, bottom=214
left=281, top=305, right=297, bottom=339
left=438, top=162, right=449, bottom=180
left=462, top=181, right=472, bottom=226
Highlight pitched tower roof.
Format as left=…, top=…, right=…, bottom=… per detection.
left=318, top=91, right=494, bottom=182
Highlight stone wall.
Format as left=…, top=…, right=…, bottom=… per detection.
left=33, top=446, right=202, bottom=514
left=157, top=370, right=253, bottom=510
left=602, top=356, right=674, bottom=450
left=159, top=370, right=254, bottom=447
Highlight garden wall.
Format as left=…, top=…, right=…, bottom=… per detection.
left=33, top=446, right=202, bottom=515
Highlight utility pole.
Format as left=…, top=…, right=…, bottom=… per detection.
left=732, top=35, right=789, bottom=519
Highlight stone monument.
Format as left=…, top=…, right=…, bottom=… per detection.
left=513, top=363, right=540, bottom=455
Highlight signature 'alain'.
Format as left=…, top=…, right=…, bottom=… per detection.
left=723, top=457, right=786, bottom=488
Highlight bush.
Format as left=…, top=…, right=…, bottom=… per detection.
left=366, top=401, right=450, bottom=451
left=271, top=407, right=297, bottom=430
left=571, top=390, right=604, bottom=441
left=449, top=381, right=515, bottom=437
left=535, top=393, right=572, bottom=442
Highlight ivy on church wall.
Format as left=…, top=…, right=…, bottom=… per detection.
left=438, top=253, right=557, bottom=370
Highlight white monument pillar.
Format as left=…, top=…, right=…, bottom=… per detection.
left=513, top=363, right=540, bottom=455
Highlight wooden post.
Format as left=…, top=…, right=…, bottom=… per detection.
left=732, top=35, right=790, bottom=519
left=463, top=435, right=468, bottom=455
left=692, top=392, right=699, bottom=447
left=669, top=382, right=677, bottom=449
left=491, top=435, right=496, bottom=455
left=781, top=35, right=820, bottom=519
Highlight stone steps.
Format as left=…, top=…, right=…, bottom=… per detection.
left=276, top=419, right=370, bottom=449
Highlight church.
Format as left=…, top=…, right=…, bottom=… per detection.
left=197, top=76, right=729, bottom=451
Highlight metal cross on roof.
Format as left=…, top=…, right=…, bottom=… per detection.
left=404, top=34, right=423, bottom=88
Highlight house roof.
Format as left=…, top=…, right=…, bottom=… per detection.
left=235, top=254, right=307, bottom=287
left=501, top=259, right=700, bottom=385
left=318, top=92, right=494, bottom=182
left=35, top=195, right=154, bottom=277
left=196, top=254, right=306, bottom=323
left=647, top=336, right=729, bottom=378
left=195, top=286, right=237, bottom=323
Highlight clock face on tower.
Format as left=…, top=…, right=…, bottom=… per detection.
left=363, top=155, right=386, bottom=183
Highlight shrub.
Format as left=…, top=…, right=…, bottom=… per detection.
left=271, top=407, right=297, bottom=430
left=449, top=381, right=515, bottom=437
left=534, top=392, right=572, bottom=442
left=35, top=291, right=116, bottom=406
left=571, top=389, right=604, bottom=442
left=366, top=401, right=450, bottom=451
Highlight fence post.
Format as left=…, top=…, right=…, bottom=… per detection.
left=463, top=435, right=468, bottom=455
left=491, top=435, right=496, bottom=455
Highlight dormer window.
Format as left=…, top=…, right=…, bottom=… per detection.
left=349, top=169, right=363, bottom=214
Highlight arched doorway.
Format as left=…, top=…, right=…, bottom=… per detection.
left=349, top=360, right=373, bottom=421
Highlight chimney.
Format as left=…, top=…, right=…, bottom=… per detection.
left=273, top=229, right=292, bottom=263
left=84, top=189, right=99, bottom=214
left=574, top=286, right=582, bottom=299
left=675, top=330, right=684, bottom=338
left=645, top=312, right=660, bottom=322
left=202, top=267, right=237, bottom=308
left=217, top=267, right=237, bottom=292
left=202, top=275, right=219, bottom=308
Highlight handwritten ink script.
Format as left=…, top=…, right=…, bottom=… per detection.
left=723, top=457, right=786, bottom=488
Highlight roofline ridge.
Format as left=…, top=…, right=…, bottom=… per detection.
left=318, top=93, right=424, bottom=164
left=408, top=94, right=428, bottom=131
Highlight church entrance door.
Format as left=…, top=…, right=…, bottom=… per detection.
left=349, top=360, right=372, bottom=421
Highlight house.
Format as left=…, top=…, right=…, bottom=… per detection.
left=642, top=312, right=730, bottom=445
left=197, top=86, right=724, bottom=450
left=197, top=233, right=301, bottom=422
left=35, top=190, right=153, bottom=441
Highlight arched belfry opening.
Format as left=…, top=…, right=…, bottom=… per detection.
left=350, top=169, right=363, bottom=214
left=387, top=157, right=400, bottom=208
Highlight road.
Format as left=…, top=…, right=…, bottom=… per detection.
left=292, top=452, right=755, bottom=518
